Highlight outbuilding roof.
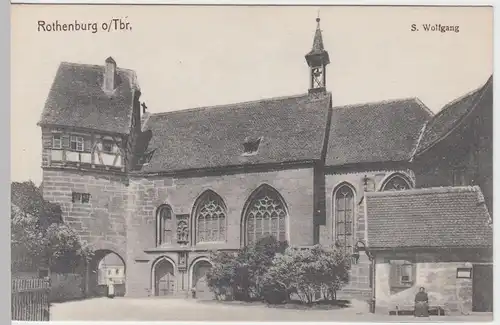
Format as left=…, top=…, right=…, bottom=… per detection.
left=365, top=186, right=493, bottom=249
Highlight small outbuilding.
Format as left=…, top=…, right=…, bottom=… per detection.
left=365, top=186, right=493, bottom=315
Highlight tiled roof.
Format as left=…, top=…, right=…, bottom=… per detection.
left=136, top=93, right=332, bottom=173
left=38, top=61, right=139, bottom=135
left=365, top=186, right=493, bottom=249
left=325, top=98, right=432, bottom=167
left=415, top=76, right=493, bottom=155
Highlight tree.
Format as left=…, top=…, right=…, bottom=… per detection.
left=11, top=181, right=93, bottom=274
left=263, top=245, right=351, bottom=304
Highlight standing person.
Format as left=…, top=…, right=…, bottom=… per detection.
left=108, top=279, right=115, bottom=299
left=414, top=287, right=429, bottom=317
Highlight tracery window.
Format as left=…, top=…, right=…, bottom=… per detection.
left=334, top=184, right=355, bottom=254
left=381, top=174, right=411, bottom=191
left=157, top=205, right=174, bottom=245
left=195, top=191, right=226, bottom=243
left=244, top=185, right=287, bottom=246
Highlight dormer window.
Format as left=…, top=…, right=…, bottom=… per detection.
left=52, top=134, right=62, bottom=149
left=70, top=136, right=84, bottom=152
left=243, top=137, right=262, bottom=155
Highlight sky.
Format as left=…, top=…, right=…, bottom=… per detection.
left=11, top=5, right=493, bottom=184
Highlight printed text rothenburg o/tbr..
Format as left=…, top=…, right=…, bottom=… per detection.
left=37, top=18, right=132, bottom=33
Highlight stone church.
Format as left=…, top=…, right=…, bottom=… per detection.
left=38, top=18, right=492, bottom=312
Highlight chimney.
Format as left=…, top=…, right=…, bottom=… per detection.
left=104, top=56, right=117, bottom=92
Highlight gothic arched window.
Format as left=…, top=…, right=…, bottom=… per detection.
left=157, top=205, right=174, bottom=245
left=243, top=185, right=287, bottom=246
left=334, top=184, right=355, bottom=254
left=195, top=191, right=226, bottom=243
left=381, top=174, right=412, bottom=191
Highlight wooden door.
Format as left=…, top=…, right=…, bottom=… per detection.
left=472, top=265, right=493, bottom=312
left=155, top=261, right=175, bottom=296
left=157, top=273, right=175, bottom=296
left=193, top=261, right=213, bottom=299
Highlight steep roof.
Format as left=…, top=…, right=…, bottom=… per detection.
left=38, top=61, right=139, bottom=135
left=325, top=98, right=432, bottom=167
left=136, top=94, right=332, bottom=173
left=308, top=19, right=326, bottom=55
left=365, top=186, right=493, bottom=249
left=415, top=76, right=493, bottom=155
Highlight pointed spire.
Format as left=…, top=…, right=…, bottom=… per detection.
left=311, top=17, right=324, bottom=53
left=305, top=15, right=330, bottom=67
left=305, top=14, right=330, bottom=94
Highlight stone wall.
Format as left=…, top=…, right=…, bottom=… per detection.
left=41, top=169, right=130, bottom=260
left=374, top=250, right=492, bottom=315
left=125, top=167, right=316, bottom=297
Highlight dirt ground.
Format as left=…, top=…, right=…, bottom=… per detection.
left=50, top=297, right=493, bottom=322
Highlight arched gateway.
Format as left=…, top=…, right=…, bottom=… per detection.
left=87, top=249, right=126, bottom=297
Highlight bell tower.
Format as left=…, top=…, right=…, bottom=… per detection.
left=305, top=17, right=330, bottom=95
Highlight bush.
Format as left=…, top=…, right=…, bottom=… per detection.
left=206, top=235, right=287, bottom=301
left=263, top=245, right=351, bottom=304
left=261, top=282, right=288, bottom=304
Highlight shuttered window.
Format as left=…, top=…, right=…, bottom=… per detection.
left=389, top=260, right=415, bottom=289
left=52, top=134, right=62, bottom=149
left=70, top=136, right=84, bottom=152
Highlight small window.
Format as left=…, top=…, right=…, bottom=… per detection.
left=102, top=140, right=114, bottom=153
left=115, top=269, right=119, bottom=275
left=457, top=267, right=472, bottom=279
left=38, top=268, right=49, bottom=278
left=108, top=270, right=111, bottom=275
left=52, top=134, right=62, bottom=149
left=72, top=192, right=91, bottom=204
left=82, top=193, right=91, bottom=203
left=243, top=137, right=262, bottom=155
left=389, top=259, right=414, bottom=289
left=70, top=136, right=84, bottom=152
left=451, top=168, right=467, bottom=186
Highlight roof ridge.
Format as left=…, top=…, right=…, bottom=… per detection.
left=431, top=83, right=484, bottom=119
left=60, top=61, right=137, bottom=75
left=415, top=76, right=491, bottom=156
left=148, top=92, right=325, bottom=118
left=365, top=185, right=481, bottom=197
left=332, top=97, right=421, bottom=110
left=413, top=97, right=434, bottom=117
left=409, top=121, right=428, bottom=162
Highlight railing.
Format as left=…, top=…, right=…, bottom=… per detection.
left=12, top=278, right=51, bottom=321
